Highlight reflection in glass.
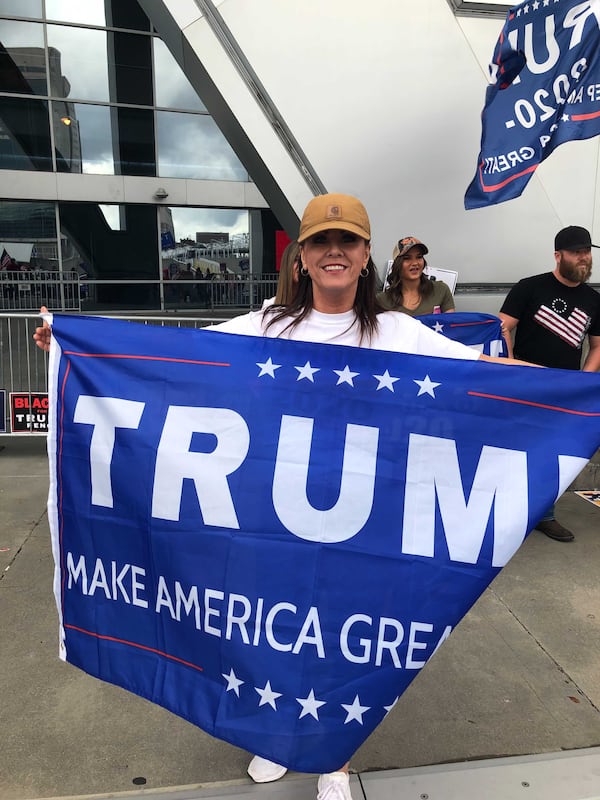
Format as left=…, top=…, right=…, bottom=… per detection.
left=52, top=99, right=80, bottom=172
left=0, top=20, right=46, bottom=94
left=55, top=103, right=113, bottom=174
left=59, top=201, right=160, bottom=309
left=46, top=25, right=109, bottom=102
left=157, top=111, right=248, bottom=181
left=108, top=0, right=151, bottom=33
left=99, top=205, right=123, bottom=230
left=111, top=31, right=152, bottom=106
left=170, top=207, right=249, bottom=242
left=0, top=96, right=52, bottom=170
left=0, top=199, right=56, bottom=240
left=0, top=0, right=41, bottom=17
left=153, top=40, right=205, bottom=112
left=161, top=207, right=251, bottom=309
left=116, top=106, right=155, bottom=176
left=45, top=0, right=150, bottom=29
left=45, top=0, right=105, bottom=26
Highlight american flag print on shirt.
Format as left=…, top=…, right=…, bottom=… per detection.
left=534, top=301, right=591, bottom=349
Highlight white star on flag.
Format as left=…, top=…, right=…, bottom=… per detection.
left=296, top=689, right=326, bottom=720
left=222, top=668, right=244, bottom=697
left=384, top=697, right=398, bottom=714
left=341, top=694, right=370, bottom=724
left=295, top=361, right=320, bottom=382
left=333, top=365, right=359, bottom=386
left=256, top=357, right=281, bottom=378
left=255, top=680, right=282, bottom=709
left=433, top=322, right=444, bottom=333
left=414, top=375, right=441, bottom=398
left=373, top=369, right=399, bottom=392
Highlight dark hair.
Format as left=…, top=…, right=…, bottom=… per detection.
left=274, top=240, right=300, bottom=305
left=385, top=254, right=434, bottom=307
left=265, top=252, right=383, bottom=343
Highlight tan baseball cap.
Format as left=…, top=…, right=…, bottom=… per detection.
left=392, top=236, right=429, bottom=260
left=298, top=193, right=371, bottom=243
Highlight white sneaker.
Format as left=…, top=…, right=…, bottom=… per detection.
left=317, top=771, right=353, bottom=800
left=247, top=755, right=288, bottom=783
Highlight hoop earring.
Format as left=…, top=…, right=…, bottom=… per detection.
left=300, top=266, right=309, bottom=277
left=360, top=267, right=369, bottom=278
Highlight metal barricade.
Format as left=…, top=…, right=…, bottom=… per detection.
left=0, top=312, right=230, bottom=436
left=0, top=271, right=81, bottom=312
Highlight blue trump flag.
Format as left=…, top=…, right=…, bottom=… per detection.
left=46, top=314, right=600, bottom=773
left=417, top=312, right=507, bottom=357
left=465, top=0, right=600, bottom=209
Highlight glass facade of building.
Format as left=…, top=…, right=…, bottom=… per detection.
left=0, top=0, right=281, bottom=311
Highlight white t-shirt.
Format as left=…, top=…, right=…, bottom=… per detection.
left=210, top=308, right=480, bottom=361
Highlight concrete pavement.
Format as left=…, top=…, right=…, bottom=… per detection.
left=1, top=436, right=599, bottom=800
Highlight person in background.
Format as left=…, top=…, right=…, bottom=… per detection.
left=34, top=193, right=535, bottom=800
left=262, top=240, right=301, bottom=309
left=274, top=240, right=300, bottom=305
left=376, top=236, right=454, bottom=316
left=499, top=224, right=600, bottom=543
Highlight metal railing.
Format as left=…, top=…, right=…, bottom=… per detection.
left=0, top=273, right=281, bottom=313
left=0, top=312, right=232, bottom=436
left=0, top=271, right=82, bottom=312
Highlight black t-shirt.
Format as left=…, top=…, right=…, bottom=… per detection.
left=501, top=272, right=600, bottom=369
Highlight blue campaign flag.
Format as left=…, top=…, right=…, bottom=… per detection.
left=417, top=312, right=507, bottom=357
left=46, top=314, right=600, bottom=773
left=465, top=0, right=600, bottom=209
left=161, top=231, right=176, bottom=249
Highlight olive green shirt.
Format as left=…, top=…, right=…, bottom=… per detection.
left=376, top=280, right=454, bottom=317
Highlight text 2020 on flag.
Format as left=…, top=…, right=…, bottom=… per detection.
left=46, top=314, right=600, bottom=773
left=465, top=0, right=600, bottom=209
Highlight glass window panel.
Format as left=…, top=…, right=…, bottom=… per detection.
left=0, top=200, right=56, bottom=240
left=51, top=101, right=112, bottom=174
left=157, top=111, right=248, bottom=181
left=116, top=106, right=155, bottom=176
left=99, top=205, right=124, bottom=230
left=46, top=25, right=109, bottom=102
left=45, top=0, right=151, bottom=29
left=54, top=104, right=154, bottom=176
left=59, top=201, right=159, bottom=310
left=0, top=0, right=42, bottom=17
left=0, top=20, right=47, bottom=95
left=45, top=0, right=106, bottom=26
left=108, top=0, right=151, bottom=32
left=0, top=95, right=52, bottom=170
left=153, top=39, right=205, bottom=111
left=162, top=207, right=250, bottom=308
left=111, top=31, right=152, bottom=106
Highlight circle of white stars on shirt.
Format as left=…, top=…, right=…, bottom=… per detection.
left=256, top=357, right=282, bottom=378
left=341, top=694, right=370, bottom=724
left=552, top=297, right=567, bottom=314
left=373, top=369, right=400, bottom=392
left=414, top=375, right=441, bottom=398
left=295, top=361, right=320, bottom=382
left=296, top=689, right=327, bottom=720
left=255, top=680, right=282, bottom=709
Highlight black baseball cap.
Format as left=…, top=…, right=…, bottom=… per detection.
left=554, top=225, right=599, bottom=251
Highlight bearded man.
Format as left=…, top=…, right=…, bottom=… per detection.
left=499, top=225, right=600, bottom=542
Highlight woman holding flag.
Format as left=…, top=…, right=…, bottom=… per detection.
left=34, top=193, right=529, bottom=800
